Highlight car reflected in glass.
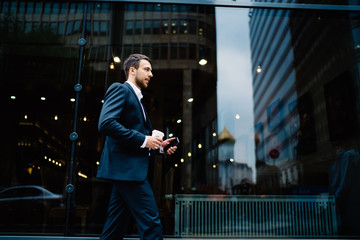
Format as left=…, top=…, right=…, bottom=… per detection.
left=0, top=185, right=64, bottom=227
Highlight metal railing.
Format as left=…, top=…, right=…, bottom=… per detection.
left=174, top=194, right=337, bottom=238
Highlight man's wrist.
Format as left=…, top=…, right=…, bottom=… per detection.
left=140, top=136, right=148, bottom=148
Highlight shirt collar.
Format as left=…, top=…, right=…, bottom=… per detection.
left=126, top=80, right=143, bottom=100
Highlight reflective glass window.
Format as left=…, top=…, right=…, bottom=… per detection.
left=126, top=3, right=135, bottom=12
left=18, top=2, right=25, bottom=13
left=170, top=43, right=178, bottom=59
left=171, top=19, right=178, bottom=34
left=145, top=4, right=153, bottom=12
left=101, top=3, right=110, bottom=13
left=161, top=20, right=169, bottom=34
left=60, top=3, right=67, bottom=14
left=0, top=1, right=81, bottom=233
left=125, top=20, right=133, bottom=35
left=135, top=3, right=143, bottom=12
left=142, top=43, right=151, bottom=57
left=50, top=22, right=57, bottom=33
left=153, top=19, right=160, bottom=34
left=188, top=19, right=196, bottom=34
left=189, top=43, right=196, bottom=59
left=100, top=21, right=108, bottom=35
left=160, top=43, right=168, bottom=59
left=152, top=43, right=160, bottom=59
left=1, top=2, right=9, bottom=13
left=144, top=20, right=151, bottom=34
left=73, top=20, right=81, bottom=34
left=65, top=21, right=73, bottom=35
left=77, top=3, right=83, bottom=13
left=180, top=19, right=188, bottom=34
left=1, top=1, right=360, bottom=239
left=34, top=2, right=41, bottom=14
left=179, top=43, right=187, bottom=59
left=135, top=20, right=141, bottom=35
left=154, top=4, right=161, bottom=12
left=57, top=21, right=64, bottom=35
left=26, top=2, right=34, bottom=14
left=9, top=1, right=16, bottom=13
left=162, top=4, right=170, bottom=12
left=43, top=3, right=50, bottom=14
left=52, top=3, right=59, bottom=14
left=171, top=4, right=178, bottom=13
left=69, top=3, right=76, bottom=14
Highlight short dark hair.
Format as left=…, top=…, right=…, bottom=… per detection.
left=123, top=54, right=151, bottom=80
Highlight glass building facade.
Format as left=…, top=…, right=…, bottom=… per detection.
left=0, top=0, right=359, bottom=238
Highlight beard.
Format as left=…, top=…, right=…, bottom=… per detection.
left=135, top=75, right=148, bottom=89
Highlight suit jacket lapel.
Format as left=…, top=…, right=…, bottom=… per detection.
left=124, top=82, right=152, bottom=129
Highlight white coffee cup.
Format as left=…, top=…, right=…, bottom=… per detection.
left=152, top=130, right=164, bottom=139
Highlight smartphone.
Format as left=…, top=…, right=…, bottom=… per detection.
left=164, top=137, right=180, bottom=152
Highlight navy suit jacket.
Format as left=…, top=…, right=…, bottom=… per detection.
left=97, top=82, right=153, bottom=181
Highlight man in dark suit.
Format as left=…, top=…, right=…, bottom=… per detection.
left=97, top=54, right=177, bottom=240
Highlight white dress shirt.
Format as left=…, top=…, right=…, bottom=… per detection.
left=126, top=81, right=148, bottom=148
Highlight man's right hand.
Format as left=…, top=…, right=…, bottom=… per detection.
left=145, top=136, right=163, bottom=150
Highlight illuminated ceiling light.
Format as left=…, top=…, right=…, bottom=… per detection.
left=52, top=160, right=55, bottom=163
left=198, top=143, right=202, bottom=149
left=10, top=96, right=16, bottom=100
left=109, top=62, right=115, bottom=70
left=176, top=119, right=182, bottom=124
left=101, top=100, right=104, bottom=103
left=180, top=158, right=184, bottom=163
left=235, top=114, right=240, bottom=119
left=212, top=164, right=217, bottom=168
left=256, top=65, right=262, bottom=74
left=44, top=156, right=47, bottom=160
left=230, top=158, right=234, bottom=162
left=78, top=172, right=88, bottom=179
left=59, top=163, right=62, bottom=167
left=187, top=98, right=194, bottom=103
left=83, top=116, right=87, bottom=122
left=96, top=161, right=100, bottom=165
left=169, top=133, right=174, bottom=137
left=188, top=152, right=192, bottom=157
left=48, top=159, right=51, bottom=162
left=56, top=162, right=59, bottom=165
left=24, top=114, right=28, bottom=119
left=113, top=56, right=121, bottom=63
left=54, top=115, right=58, bottom=120
left=199, top=58, right=207, bottom=66
left=41, top=97, right=46, bottom=101
left=213, top=132, right=217, bottom=137
left=175, top=163, right=178, bottom=167
left=70, top=98, right=75, bottom=102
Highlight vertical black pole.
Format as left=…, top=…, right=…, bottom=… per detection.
left=65, top=3, right=88, bottom=236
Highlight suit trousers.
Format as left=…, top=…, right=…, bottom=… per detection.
left=100, top=180, right=163, bottom=240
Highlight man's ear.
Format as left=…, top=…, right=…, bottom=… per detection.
left=129, top=66, right=136, bottom=75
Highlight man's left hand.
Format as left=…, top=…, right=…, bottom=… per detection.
left=161, top=137, right=178, bottom=155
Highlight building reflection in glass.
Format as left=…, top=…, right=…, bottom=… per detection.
left=250, top=6, right=360, bottom=235
left=0, top=0, right=360, bottom=237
